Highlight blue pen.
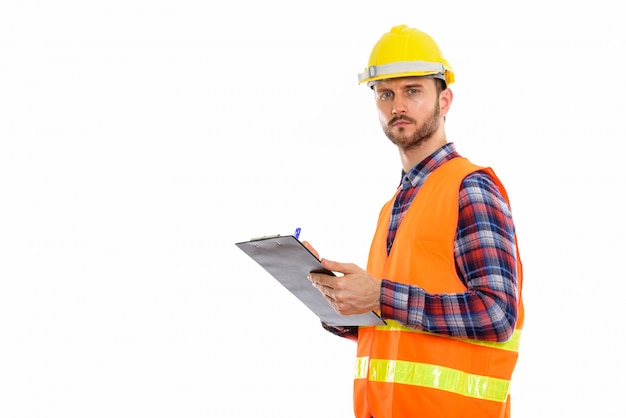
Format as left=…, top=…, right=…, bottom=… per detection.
left=294, top=227, right=301, bottom=239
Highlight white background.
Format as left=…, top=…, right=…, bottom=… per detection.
left=1, top=1, right=625, bottom=417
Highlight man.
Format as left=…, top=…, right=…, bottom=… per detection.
left=306, top=24, right=524, bottom=418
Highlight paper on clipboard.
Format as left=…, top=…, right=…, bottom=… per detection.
left=235, top=235, right=386, bottom=327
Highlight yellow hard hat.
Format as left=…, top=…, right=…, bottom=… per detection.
left=358, top=24, right=455, bottom=87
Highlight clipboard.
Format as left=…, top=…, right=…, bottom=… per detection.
left=235, top=235, right=386, bottom=327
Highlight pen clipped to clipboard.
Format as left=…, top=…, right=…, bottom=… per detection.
left=235, top=233, right=385, bottom=327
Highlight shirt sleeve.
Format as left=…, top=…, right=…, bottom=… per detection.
left=379, top=170, right=519, bottom=342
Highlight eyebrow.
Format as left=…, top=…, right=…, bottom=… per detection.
left=402, top=82, right=426, bottom=89
left=376, top=81, right=427, bottom=92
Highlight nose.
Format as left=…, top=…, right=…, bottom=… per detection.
left=391, top=97, right=408, bottom=114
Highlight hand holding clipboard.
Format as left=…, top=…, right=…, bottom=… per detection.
left=235, top=234, right=385, bottom=327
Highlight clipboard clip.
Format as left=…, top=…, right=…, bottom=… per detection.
left=249, top=234, right=281, bottom=241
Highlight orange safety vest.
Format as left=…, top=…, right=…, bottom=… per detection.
left=354, top=157, right=524, bottom=418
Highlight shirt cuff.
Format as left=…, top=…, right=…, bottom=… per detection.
left=380, top=278, right=411, bottom=324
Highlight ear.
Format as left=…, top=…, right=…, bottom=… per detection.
left=439, top=88, right=453, bottom=116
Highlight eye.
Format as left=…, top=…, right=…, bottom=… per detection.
left=379, top=91, right=393, bottom=101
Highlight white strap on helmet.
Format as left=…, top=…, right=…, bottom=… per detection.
left=358, top=60, right=445, bottom=84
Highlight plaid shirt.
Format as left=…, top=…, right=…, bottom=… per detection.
left=324, top=143, right=519, bottom=343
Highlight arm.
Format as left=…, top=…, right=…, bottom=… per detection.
left=380, top=171, right=519, bottom=342
left=307, top=171, right=519, bottom=343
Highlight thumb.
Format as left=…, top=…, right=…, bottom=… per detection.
left=321, top=258, right=356, bottom=275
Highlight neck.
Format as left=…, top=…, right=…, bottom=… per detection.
left=398, top=135, right=448, bottom=173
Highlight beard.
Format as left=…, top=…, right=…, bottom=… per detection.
left=382, top=101, right=441, bottom=151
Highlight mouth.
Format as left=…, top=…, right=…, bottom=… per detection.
left=389, top=116, right=414, bottom=127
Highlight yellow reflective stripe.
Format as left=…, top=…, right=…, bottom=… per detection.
left=468, top=329, right=522, bottom=352
left=355, top=356, right=369, bottom=379
left=359, top=358, right=509, bottom=402
left=374, top=321, right=522, bottom=352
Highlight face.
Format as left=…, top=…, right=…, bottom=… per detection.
left=373, top=77, right=446, bottom=151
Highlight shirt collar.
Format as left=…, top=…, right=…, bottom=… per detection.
left=399, top=142, right=460, bottom=190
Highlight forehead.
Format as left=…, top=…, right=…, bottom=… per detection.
left=373, top=76, right=435, bottom=91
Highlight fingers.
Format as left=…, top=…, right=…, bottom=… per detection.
left=308, top=272, right=334, bottom=289
left=309, top=277, right=350, bottom=314
left=301, top=241, right=320, bottom=259
left=308, top=275, right=338, bottom=306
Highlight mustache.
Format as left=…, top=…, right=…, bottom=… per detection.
left=388, top=115, right=416, bottom=125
